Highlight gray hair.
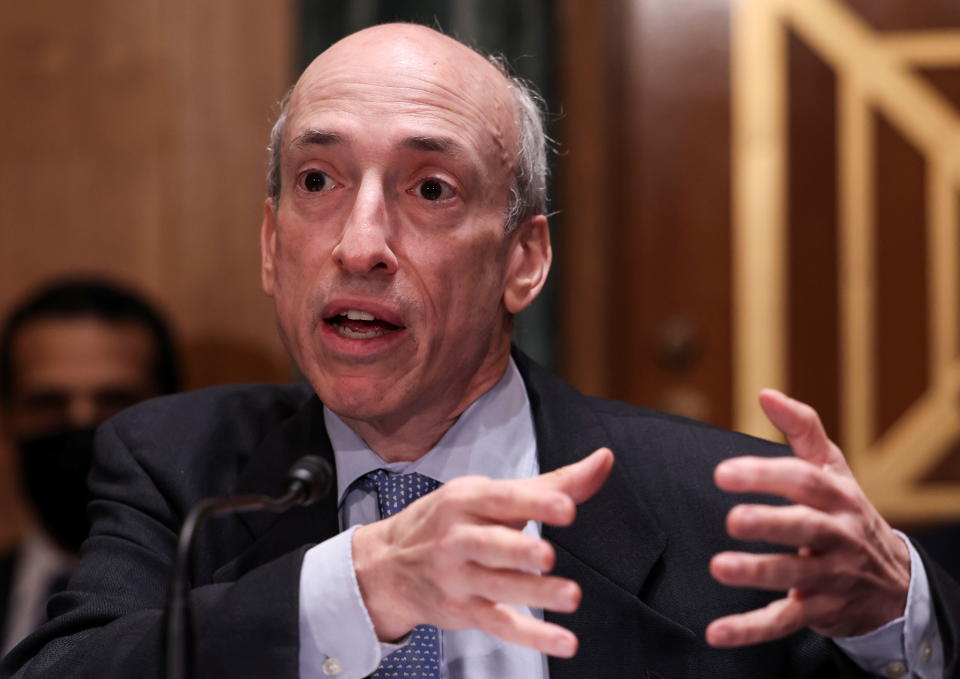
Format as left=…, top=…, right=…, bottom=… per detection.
left=265, top=55, right=549, bottom=233
left=487, top=56, right=550, bottom=232
left=266, top=86, right=292, bottom=212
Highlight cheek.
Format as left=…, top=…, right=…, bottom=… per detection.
left=272, top=213, right=331, bottom=289
left=271, top=245, right=305, bottom=309
left=271, top=237, right=320, bottom=341
left=416, top=235, right=509, bottom=323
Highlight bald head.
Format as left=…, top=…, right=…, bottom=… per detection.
left=299, top=24, right=514, bottom=131
left=266, top=23, right=547, bottom=231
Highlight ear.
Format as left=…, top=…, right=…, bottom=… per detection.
left=503, top=214, right=552, bottom=314
left=260, top=198, right=278, bottom=297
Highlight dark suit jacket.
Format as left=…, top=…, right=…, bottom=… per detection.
left=2, top=353, right=958, bottom=678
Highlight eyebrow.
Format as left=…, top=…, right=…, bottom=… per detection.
left=291, top=130, right=468, bottom=158
left=292, top=129, right=344, bottom=147
left=401, top=135, right=467, bottom=156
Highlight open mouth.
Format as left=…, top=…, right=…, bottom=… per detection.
left=324, top=309, right=403, bottom=339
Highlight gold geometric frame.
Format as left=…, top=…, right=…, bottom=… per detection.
left=732, top=0, right=960, bottom=521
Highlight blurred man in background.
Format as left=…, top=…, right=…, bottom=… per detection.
left=0, top=278, right=180, bottom=653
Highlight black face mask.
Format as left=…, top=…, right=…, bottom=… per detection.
left=16, top=428, right=96, bottom=554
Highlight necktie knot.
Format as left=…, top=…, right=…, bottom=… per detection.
left=362, top=470, right=440, bottom=519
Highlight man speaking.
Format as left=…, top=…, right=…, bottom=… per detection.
left=3, top=23, right=957, bottom=679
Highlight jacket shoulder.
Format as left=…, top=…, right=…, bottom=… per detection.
left=587, top=395, right=786, bottom=463
left=107, top=382, right=314, bottom=441
left=95, top=382, right=316, bottom=503
left=513, top=347, right=786, bottom=469
left=514, top=350, right=788, bottom=514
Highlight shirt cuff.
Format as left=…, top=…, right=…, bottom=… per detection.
left=298, top=526, right=405, bottom=678
left=832, top=531, right=943, bottom=679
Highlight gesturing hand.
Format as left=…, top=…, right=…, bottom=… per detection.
left=351, top=447, right=614, bottom=658
left=706, top=390, right=910, bottom=647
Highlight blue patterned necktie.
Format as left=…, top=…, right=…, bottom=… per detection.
left=362, top=470, right=442, bottom=678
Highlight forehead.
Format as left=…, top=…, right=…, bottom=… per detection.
left=286, top=26, right=517, bottom=172
left=11, top=317, right=155, bottom=391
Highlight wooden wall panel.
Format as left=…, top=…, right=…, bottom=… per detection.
left=0, top=2, right=169, bottom=293
left=0, top=0, right=295, bottom=549
left=0, top=0, right=295, bottom=389
left=873, top=113, right=929, bottom=440
left=557, top=0, right=733, bottom=426
left=787, top=29, right=841, bottom=442
left=615, top=0, right=733, bottom=426
left=555, top=0, right=618, bottom=398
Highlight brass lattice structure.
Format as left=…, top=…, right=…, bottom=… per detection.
left=733, top=0, right=960, bottom=521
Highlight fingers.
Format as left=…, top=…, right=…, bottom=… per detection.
left=450, top=448, right=614, bottom=528
left=757, top=389, right=846, bottom=470
left=724, top=504, right=848, bottom=551
left=460, top=563, right=581, bottom=613
left=706, top=597, right=809, bottom=647
left=472, top=600, right=579, bottom=657
left=534, top=447, right=614, bottom=504
left=355, top=449, right=612, bottom=653
left=715, top=457, right=853, bottom=511
left=710, top=551, right=831, bottom=591
left=708, top=391, right=911, bottom=647
left=455, top=524, right=556, bottom=572
left=461, top=479, right=577, bottom=527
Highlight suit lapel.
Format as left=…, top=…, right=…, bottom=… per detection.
left=514, top=351, right=699, bottom=678
left=211, top=394, right=340, bottom=583
left=515, top=350, right=666, bottom=596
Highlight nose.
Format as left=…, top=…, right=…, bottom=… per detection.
left=332, top=179, right=398, bottom=275
left=66, top=395, right=99, bottom=429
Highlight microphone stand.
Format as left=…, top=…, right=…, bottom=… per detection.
left=165, top=456, right=332, bottom=679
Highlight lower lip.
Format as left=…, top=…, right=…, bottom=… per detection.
left=318, top=320, right=408, bottom=357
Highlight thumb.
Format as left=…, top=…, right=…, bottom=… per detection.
left=540, top=447, right=614, bottom=504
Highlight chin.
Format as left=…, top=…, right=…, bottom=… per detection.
left=311, top=374, right=407, bottom=421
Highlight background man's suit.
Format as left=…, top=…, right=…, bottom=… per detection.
left=3, top=352, right=958, bottom=678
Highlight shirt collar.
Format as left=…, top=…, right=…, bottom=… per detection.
left=324, top=357, right=536, bottom=507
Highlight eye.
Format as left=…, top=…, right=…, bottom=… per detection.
left=415, top=177, right=454, bottom=202
left=299, top=170, right=335, bottom=193
left=21, top=391, right=68, bottom=415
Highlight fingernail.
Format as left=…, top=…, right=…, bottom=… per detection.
left=539, top=544, right=554, bottom=569
left=554, top=635, right=576, bottom=657
left=556, top=583, right=578, bottom=610
left=724, top=557, right=743, bottom=576
left=715, top=463, right=747, bottom=491
left=719, top=459, right=745, bottom=474
left=715, top=461, right=735, bottom=481
left=711, top=625, right=731, bottom=645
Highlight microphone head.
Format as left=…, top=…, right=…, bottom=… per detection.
left=287, top=455, right=333, bottom=506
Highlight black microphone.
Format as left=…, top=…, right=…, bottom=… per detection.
left=165, top=455, right=333, bottom=679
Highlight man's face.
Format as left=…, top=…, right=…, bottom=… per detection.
left=4, top=316, right=159, bottom=438
left=262, top=26, right=546, bottom=424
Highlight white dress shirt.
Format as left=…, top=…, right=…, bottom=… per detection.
left=2, top=530, right=75, bottom=656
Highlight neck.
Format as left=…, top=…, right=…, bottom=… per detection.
left=339, top=347, right=512, bottom=462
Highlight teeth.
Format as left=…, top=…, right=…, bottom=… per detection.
left=341, top=310, right=376, bottom=321
left=336, top=325, right=386, bottom=339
